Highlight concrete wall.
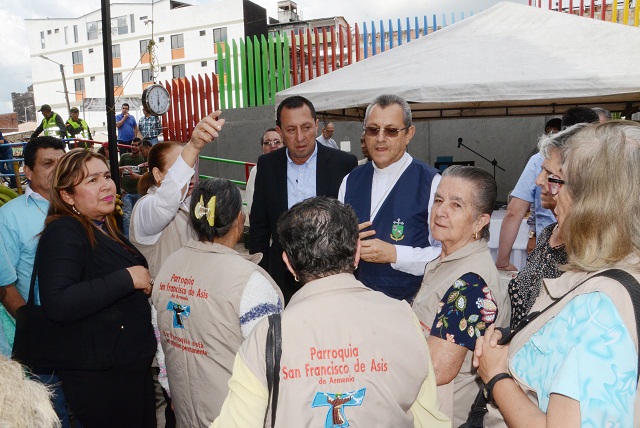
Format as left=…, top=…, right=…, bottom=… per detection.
left=198, top=105, right=555, bottom=203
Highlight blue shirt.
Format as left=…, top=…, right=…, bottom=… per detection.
left=286, top=144, right=318, bottom=209
left=512, top=292, right=637, bottom=426
left=0, top=187, right=48, bottom=355
left=115, top=114, right=138, bottom=142
left=511, top=153, right=555, bottom=236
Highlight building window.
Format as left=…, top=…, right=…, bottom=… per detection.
left=160, top=66, right=166, bottom=72
left=200, top=30, right=206, bottom=36
left=90, top=76, right=96, bottom=82
left=88, top=48, right=94, bottom=53
left=47, top=30, right=52, bottom=35
left=212, top=27, right=227, bottom=43
left=55, top=28, right=59, bottom=34
left=201, top=61, right=207, bottom=67
left=159, top=36, right=165, bottom=43
left=140, top=39, right=150, bottom=54
left=142, top=69, right=153, bottom=83
left=86, top=21, right=100, bottom=40
left=113, top=15, right=128, bottom=35
left=172, top=64, right=185, bottom=79
left=40, top=31, right=45, bottom=49
left=140, top=15, right=148, bottom=20
left=73, top=25, right=78, bottom=43
left=130, top=14, right=135, bottom=33
left=171, top=34, right=184, bottom=49
left=72, top=50, right=83, bottom=65
left=64, top=27, right=68, bottom=44
left=112, top=44, right=121, bottom=59
left=74, top=78, right=85, bottom=92
left=114, top=73, right=123, bottom=87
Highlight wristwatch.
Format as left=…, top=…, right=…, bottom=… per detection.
left=483, top=373, right=513, bottom=408
left=528, top=230, right=536, bottom=239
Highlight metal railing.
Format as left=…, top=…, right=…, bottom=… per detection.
left=198, top=155, right=256, bottom=187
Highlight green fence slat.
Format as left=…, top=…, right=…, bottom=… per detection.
left=216, top=42, right=226, bottom=110
left=239, top=38, right=248, bottom=108
left=246, top=37, right=256, bottom=107
left=224, top=41, right=232, bottom=108
left=232, top=40, right=241, bottom=108
left=283, top=32, right=291, bottom=89
left=275, top=33, right=284, bottom=93
left=268, top=36, right=276, bottom=104
left=260, top=35, right=269, bottom=105
left=254, top=35, right=263, bottom=105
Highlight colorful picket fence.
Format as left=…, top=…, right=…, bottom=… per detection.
left=528, top=0, right=639, bottom=25
left=160, top=2, right=637, bottom=140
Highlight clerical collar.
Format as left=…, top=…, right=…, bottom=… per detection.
left=372, top=152, right=412, bottom=175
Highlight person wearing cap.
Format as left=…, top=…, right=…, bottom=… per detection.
left=30, top=104, right=67, bottom=140
left=65, top=107, right=92, bottom=149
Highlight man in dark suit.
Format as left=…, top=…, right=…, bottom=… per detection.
left=249, top=96, right=357, bottom=302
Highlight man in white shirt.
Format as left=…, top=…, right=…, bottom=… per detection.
left=315, top=121, right=339, bottom=149
left=339, top=94, right=441, bottom=301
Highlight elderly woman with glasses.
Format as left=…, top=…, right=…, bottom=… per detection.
left=245, top=128, right=283, bottom=219
left=507, top=124, right=588, bottom=329
left=213, top=196, right=450, bottom=427
left=411, top=166, right=511, bottom=426
left=475, top=121, right=640, bottom=427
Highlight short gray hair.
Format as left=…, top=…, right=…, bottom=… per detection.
left=364, top=94, right=412, bottom=128
left=538, top=123, right=590, bottom=163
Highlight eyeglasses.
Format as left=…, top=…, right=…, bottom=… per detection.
left=547, top=175, right=565, bottom=195
left=262, top=139, right=282, bottom=147
left=363, top=126, right=409, bottom=138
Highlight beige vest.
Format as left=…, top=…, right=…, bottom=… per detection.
left=485, top=260, right=640, bottom=427
left=152, top=240, right=282, bottom=427
left=240, top=273, right=446, bottom=427
left=412, top=240, right=511, bottom=426
left=129, top=189, right=195, bottom=278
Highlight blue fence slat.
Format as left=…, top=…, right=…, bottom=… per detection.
left=380, top=20, right=385, bottom=52
left=397, top=19, right=402, bottom=46
left=389, top=19, right=394, bottom=49
left=431, top=14, right=436, bottom=33
left=363, top=22, right=369, bottom=59
left=371, top=21, right=377, bottom=55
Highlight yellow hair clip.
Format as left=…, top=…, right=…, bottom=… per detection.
left=194, top=195, right=216, bottom=227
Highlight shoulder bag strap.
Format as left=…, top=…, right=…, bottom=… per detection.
left=264, top=313, right=282, bottom=428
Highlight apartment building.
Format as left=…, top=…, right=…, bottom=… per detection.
left=25, top=0, right=267, bottom=134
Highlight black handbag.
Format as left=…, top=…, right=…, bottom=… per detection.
left=263, top=313, right=282, bottom=428
left=12, top=257, right=124, bottom=372
left=459, top=269, right=640, bottom=428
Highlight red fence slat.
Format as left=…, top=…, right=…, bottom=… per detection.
left=314, top=27, right=320, bottom=78
left=346, top=24, right=352, bottom=66
left=198, top=75, right=206, bottom=119
left=299, top=29, right=306, bottom=83
left=171, top=79, right=181, bottom=142
left=355, top=23, right=361, bottom=62
left=306, top=28, right=313, bottom=80
left=185, top=78, right=194, bottom=140
left=291, top=30, right=299, bottom=86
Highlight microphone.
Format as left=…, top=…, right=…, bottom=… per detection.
left=457, top=138, right=463, bottom=148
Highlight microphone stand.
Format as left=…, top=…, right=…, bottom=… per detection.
left=457, top=138, right=505, bottom=178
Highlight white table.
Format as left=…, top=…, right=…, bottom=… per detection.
left=487, top=210, right=529, bottom=271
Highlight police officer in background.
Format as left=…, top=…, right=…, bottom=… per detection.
left=65, top=107, right=92, bottom=149
left=30, top=104, right=67, bottom=140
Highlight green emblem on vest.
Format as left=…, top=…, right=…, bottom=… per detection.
left=390, top=218, right=405, bottom=242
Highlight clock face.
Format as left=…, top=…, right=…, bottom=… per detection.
left=143, top=84, right=171, bottom=116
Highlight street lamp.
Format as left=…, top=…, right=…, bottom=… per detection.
left=39, top=54, right=71, bottom=114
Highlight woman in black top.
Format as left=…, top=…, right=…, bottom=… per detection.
left=508, top=124, right=587, bottom=329
left=35, top=149, right=156, bottom=427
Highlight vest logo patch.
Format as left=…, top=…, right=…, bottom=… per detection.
left=312, top=388, right=366, bottom=428
left=390, top=218, right=405, bottom=241
left=166, top=301, right=191, bottom=328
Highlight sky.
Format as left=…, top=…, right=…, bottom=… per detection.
left=0, top=0, right=527, bottom=114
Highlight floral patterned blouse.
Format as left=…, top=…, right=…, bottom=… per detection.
left=430, top=272, right=499, bottom=350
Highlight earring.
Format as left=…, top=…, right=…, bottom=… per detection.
left=72, top=205, right=81, bottom=215
left=354, top=264, right=358, bottom=270
left=473, top=231, right=478, bottom=240
left=294, top=275, right=299, bottom=282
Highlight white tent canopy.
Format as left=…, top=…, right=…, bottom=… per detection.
left=276, top=2, right=640, bottom=120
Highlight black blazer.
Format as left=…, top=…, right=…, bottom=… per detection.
left=249, top=143, right=357, bottom=302
left=36, top=216, right=156, bottom=366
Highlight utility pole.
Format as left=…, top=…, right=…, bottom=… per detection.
left=39, top=55, right=71, bottom=114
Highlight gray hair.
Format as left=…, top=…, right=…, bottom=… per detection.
left=364, top=94, right=412, bottom=128
left=441, top=165, right=497, bottom=241
left=0, top=355, right=61, bottom=427
left=538, top=123, right=590, bottom=163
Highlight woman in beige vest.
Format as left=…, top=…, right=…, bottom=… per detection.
left=475, top=121, right=640, bottom=427
left=412, top=165, right=511, bottom=426
left=152, top=178, right=283, bottom=427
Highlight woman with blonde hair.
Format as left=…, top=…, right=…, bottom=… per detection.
left=475, top=121, right=640, bottom=427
